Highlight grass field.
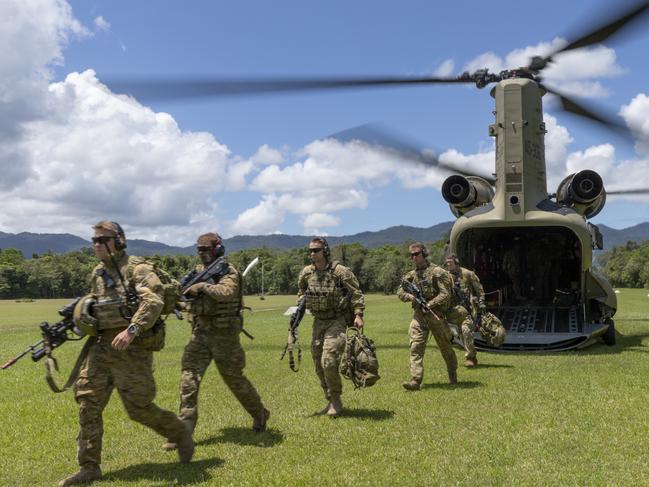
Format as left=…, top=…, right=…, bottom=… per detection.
left=1, top=290, right=649, bottom=486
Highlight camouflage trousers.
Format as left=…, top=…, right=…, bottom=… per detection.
left=178, top=317, right=265, bottom=430
left=446, top=305, right=477, bottom=360
left=408, top=311, right=458, bottom=384
left=311, top=315, right=347, bottom=399
left=73, top=338, right=186, bottom=468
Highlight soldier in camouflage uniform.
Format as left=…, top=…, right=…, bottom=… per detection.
left=162, top=233, right=269, bottom=451
left=445, top=254, right=486, bottom=367
left=59, top=221, right=194, bottom=487
left=297, top=237, right=365, bottom=417
left=397, top=242, right=458, bottom=390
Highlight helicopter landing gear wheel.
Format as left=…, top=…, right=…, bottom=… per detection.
left=602, top=318, right=616, bottom=346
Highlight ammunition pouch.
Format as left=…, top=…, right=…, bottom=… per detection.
left=136, top=319, right=166, bottom=352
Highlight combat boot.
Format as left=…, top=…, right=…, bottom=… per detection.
left=317, top=402, right=331, bottom=415
left=327, top=394, right=343, bottom=417
left=402, top=380, right=421, bottom=391
left=176, top=423, right=195, bottom=463
left=58, top=466, right=102, bottom=487
left=253, top=408, right=270, bottom=432
left=448, top=369, right=458, bottom=385
left=465, top=357, right=478, bottom=367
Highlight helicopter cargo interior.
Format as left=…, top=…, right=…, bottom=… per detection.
left=456, top=226, right=607, bottom=351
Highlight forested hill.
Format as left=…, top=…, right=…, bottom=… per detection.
left=0, top=222, right=456, bottom=257
left=1, top=221, right=648, bottom=257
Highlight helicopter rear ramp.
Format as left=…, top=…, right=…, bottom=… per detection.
left=472, top=306, right=609, bottom=351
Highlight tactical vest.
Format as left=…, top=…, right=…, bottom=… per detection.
left=186, top=262, right=242, bottom=326
left=92, top=258, right=131, bottom=330
left=304, top=261, right=349, bottom=319
left=411, top=266, right=441, bottom=302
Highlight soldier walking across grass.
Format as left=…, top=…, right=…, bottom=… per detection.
left=163, top=232, right=269, bottom=452
left=59, top=221, right=194, bottom=487
left=297, top=237, right=365, bottom=417
left=445, top=254, right=486, bottom=367
left=397, top=242, right=458, bottom=390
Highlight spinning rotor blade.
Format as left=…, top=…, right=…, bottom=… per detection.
left=106, top=75, right=471, bottom=102
left=329, top=123, right=496, bottom=184
left=529, top=0, right=649, bottom=71
left=607, top=188, right=649, bottom=195
left=542, top=85, right=632, bottom=141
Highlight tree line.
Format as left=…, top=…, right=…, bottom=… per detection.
left=1, top=239, right=646, bottom=299
left=0, top=241, right=447, bottom=299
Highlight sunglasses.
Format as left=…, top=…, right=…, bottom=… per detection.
left=308, top=248, right=324, bottom=254
left=92, top=236, right=116, bottom=245
left=197, top=246, right=213, bottom=252
left=410, top=251, right=423, bottom=257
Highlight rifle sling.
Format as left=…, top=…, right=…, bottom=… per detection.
left=45, top=336, right=97, bottom=393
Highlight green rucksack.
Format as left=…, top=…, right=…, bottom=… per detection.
left=340, top=327, right=380, bottom=389
left=127, top=256, right=182, bottom=317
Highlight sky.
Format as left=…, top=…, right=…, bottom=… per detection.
left=1, top=0, right=649, bottom=246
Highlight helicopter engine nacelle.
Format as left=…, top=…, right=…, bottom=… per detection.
left=556, top=170, right=606, bottom=219
left=442, top=175, right=495, bottom=217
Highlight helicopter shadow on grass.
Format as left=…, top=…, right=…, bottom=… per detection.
left=582, top=331, right=649, bottom=356
left=197, top=427, right=284, bottom=448
left=105, top=458, right=224, bottom=486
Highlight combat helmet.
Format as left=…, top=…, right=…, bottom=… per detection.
left=73, top=294, right=99, bottom=336
left=479, top=312, right=506, bottom=348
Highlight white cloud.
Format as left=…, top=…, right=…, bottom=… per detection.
left=434, top=59, right=455, bottom=77
left=94, top=16, right=110, bottom=32
left=230, top=195, right=284, bottom=235
left=620, top=93, right=649, bottom=156
left=301, top=213, right=340, bottom=235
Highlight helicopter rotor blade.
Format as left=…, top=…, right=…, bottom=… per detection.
left=328, top=123, right=496, bottom=184
left=607, top=188, right=649, bottom=195
left=528, top=0, right=649, bottom=72
left=105, top=75, right=472, bottom=102
left=542, top=84, right=633, bottom=141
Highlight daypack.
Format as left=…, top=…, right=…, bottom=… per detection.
left=340, top=327, right=380, bottom=389
left=127, top=256, right=182, bottom=317
left=478, top=312, right=507, bottom=348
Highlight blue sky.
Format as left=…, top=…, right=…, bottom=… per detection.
left=1, top=0, right=648, bottom=245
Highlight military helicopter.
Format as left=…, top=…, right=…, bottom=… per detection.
left=108, top=1, right=649, bottom=351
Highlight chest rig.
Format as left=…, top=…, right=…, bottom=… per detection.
left=304, top=262, right=348, bottom=318
left=93, top=260, right=135, bottom=329
left=413, top=266, right=439, bottom=302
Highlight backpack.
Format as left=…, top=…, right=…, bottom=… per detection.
left=340, top=327, right=380, bottom=389
left=478, top=312, right=507, bottom=348
left=126, top=257, right=183, bottom=352
left=127, top=257, right=182, bottom=317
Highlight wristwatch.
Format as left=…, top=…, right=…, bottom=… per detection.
left=127, top=323, right=141, bottom=336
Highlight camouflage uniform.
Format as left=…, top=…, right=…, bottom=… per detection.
left=397, top=263, right=457, bottom=384
left=74, top=251, right=187, bottom=469
left=446, top=267, right=486, bottom=361
left=297, top=261, right=365, bottom=401
left=179, top=261, right=266, bottom=431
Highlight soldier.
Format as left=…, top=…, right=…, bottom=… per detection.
left=59, top=221, right=194, bottom=487
left=445, top=254, right=486, bottom=367
left=162, top=232, right=269, bottom=452
left=397, top=242, right=457, bottom=390
left=297, top=237, right=365, bottom=417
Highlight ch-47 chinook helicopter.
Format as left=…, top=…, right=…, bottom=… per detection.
left=108, top=1, right=649, bottom=351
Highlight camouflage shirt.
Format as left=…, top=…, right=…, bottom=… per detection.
left=297, top=261, right=365, bottom=318
left=397, top=262, right=452, bottom=311
left=90, top=251, right=164, bottom=332
left=449, top=267, right=485, bottom=310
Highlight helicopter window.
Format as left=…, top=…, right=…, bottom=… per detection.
left=456, top=226, right=581, bottom=307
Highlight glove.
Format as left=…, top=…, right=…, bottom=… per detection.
left=186, top=282, right=207, bottom=296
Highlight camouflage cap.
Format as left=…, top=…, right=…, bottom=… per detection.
left=197, top=232, right=222, bottom=247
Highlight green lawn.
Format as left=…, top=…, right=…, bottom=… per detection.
left=1, top=290, right=649, bottom=486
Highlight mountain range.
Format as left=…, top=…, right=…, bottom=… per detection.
left=1, top=222, right=648, bottom=258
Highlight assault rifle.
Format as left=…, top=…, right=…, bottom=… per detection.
left=280, top=296, right=305, bottom=372
left=180, top=256, right=229, bottom=294
left=2, top=298, right=83, bottom=370
left=401, top=280, right=441, bottom=321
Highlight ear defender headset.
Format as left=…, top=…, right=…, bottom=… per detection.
left=211, top=237, right=225, bottom=259
left=110, top=221, right=127, bottom=250
left=314, top=237, right=331, bottom=261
